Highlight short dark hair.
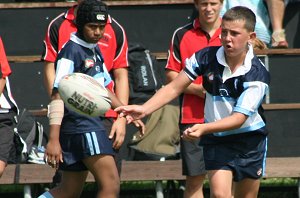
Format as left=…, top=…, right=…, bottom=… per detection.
left=222, top=6, right=256, bottom=32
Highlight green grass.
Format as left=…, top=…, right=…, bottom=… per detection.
left=260, top=177, right=298, bottom=187
left=0, top=178, right=298, bottom=197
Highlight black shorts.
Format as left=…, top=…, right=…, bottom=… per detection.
left=203, top=133, right=267, bottom=182
left=0, top=111, right=17, bottom=163
left=180, top=123, right=206, bottom=176
left=59, top=130, right=115, bottom=171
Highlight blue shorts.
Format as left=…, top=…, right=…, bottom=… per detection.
left=59, top=130, right=115, bottom=171
left=203, top=133, right=267, bottom=182
left=180, top=124, right=206, bottom=176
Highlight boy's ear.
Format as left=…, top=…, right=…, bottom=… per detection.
left=249, top=31, right=256, bottom=40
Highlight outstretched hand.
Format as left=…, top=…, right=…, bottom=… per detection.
left=114, top=105, right=146, bottom=123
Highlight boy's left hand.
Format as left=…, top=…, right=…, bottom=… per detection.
left=182, top=124, right=203, bottom=141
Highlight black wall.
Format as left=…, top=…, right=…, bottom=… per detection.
left=0, top=4, right=195, bottom=55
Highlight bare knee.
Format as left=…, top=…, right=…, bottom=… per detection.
left=50, top=184, right=83, bottom=198
left=98, top=173, right=120, bottom=197
left=184, top=175, right=206, bottom=198
left=0, top=162, right=6, bottom=178
left=210, top=188, right=232, bottom=198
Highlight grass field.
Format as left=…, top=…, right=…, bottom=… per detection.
left=0, top=178, right=298, bottom=197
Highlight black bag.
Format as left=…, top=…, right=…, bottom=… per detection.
left=128, top=43, right=164, bottom=104
left=127, top=43, right=180, bottom=160
left=14, top=109, right=46, bottom=163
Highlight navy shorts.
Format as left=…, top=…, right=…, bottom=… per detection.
left=180, top=124, right=206, bottom=176
left=203, top=133, right=267, bottom=182
left=59, top=130, right=115, bottom=171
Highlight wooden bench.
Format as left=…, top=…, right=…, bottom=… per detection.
left=6, top=48, right=300, bottom=63
left=1, top=158, right=300, bottom=197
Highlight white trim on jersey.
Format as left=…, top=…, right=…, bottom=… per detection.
left=0, top=77, right=19, bottom=114
left=54, top=58, right=75, bottom=88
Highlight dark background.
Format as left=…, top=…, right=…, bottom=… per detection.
left=0, top=2, right=299, bottom=157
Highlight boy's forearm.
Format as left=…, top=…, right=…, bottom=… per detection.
left=202, top=112, right=248, bottom=135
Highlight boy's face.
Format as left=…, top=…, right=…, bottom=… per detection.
left=221, top=19, right=255, bottom=58
left=195, top=0, right=223, bottom=25
left=83, top=22, right=106, bottom=43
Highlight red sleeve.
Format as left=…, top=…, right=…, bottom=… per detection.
left=165, top=43, right=182, bottom=73
left=112, top=30, right=129, bottom=70
left=0, top=37, right=12, bottom=78
left=42, top=13, right=64, bottom=63
left=165, top=31, right=183, bottom=73
left=100, top=18, right=129, bottom=72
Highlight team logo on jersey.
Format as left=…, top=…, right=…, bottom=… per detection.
left=85, top=58, right=95, bottom=68
left=95, top=66, right=101, bottom=72
left=208, top=72, right=214, bottom=81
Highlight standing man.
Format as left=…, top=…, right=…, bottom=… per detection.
left=165, top=0, right=223, bottom=197
left=0, top=36, right=19, bottom=178
left=42, top=0, right=129, bottom=174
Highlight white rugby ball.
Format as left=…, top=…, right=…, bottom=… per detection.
left=58, top=73, right=111, bottom=117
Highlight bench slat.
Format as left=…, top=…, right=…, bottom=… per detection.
left=18, top=164, right=56, bottom=184
left=7, top=49, right=300, bottom=63
left=120, top=160, right=185, bottom=181
left=0, top=164, right=17, bottom=184
left=265, top=157, right=300, bottom=178
left=1, top=157, right=299, bottom=185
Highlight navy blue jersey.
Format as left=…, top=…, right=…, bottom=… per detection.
left=53, top=33, right=112, bottom=134
left=184, top=45, right=270, bottom=139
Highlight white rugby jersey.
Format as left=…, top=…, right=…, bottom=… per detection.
left=184, top=45, right=270, bottom=137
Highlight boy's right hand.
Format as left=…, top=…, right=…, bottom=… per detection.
left=114, top=105, right=146, bottom=123
left=44, top=139, right=63, bottom=169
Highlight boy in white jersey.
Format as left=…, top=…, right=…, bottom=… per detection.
left=115, top=6, right=270, bottom=198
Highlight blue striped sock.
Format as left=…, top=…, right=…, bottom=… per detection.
left=38, top=191, right=53, bottom=198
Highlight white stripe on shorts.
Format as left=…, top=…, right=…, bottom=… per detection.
left=85, top=132, right=101, bottom=155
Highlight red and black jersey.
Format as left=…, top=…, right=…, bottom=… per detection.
left=42, top=5, right=129, bottom=117
left=165, top=18, right=222, bottom=124
left=0, top=37, right=11, bottom=78
left=0, top=37, right=18, bottom=113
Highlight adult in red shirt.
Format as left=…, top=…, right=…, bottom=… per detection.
left=0, top=36, right=19, bottom=178
left=42, top=0, right=129, bottom=173
left=165, top=0, right=223, bottom=197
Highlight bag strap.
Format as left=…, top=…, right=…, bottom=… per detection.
left=14, top=128, right=28, bottom=154
left=36, top=122, right=44, bottom=148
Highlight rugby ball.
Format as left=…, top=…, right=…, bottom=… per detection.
left=58, top=73, right=111, bottom=117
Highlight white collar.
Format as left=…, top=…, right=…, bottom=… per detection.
left=216, top=44, right=254, bottom=82
left=70, top=33, right=98, bottom=49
